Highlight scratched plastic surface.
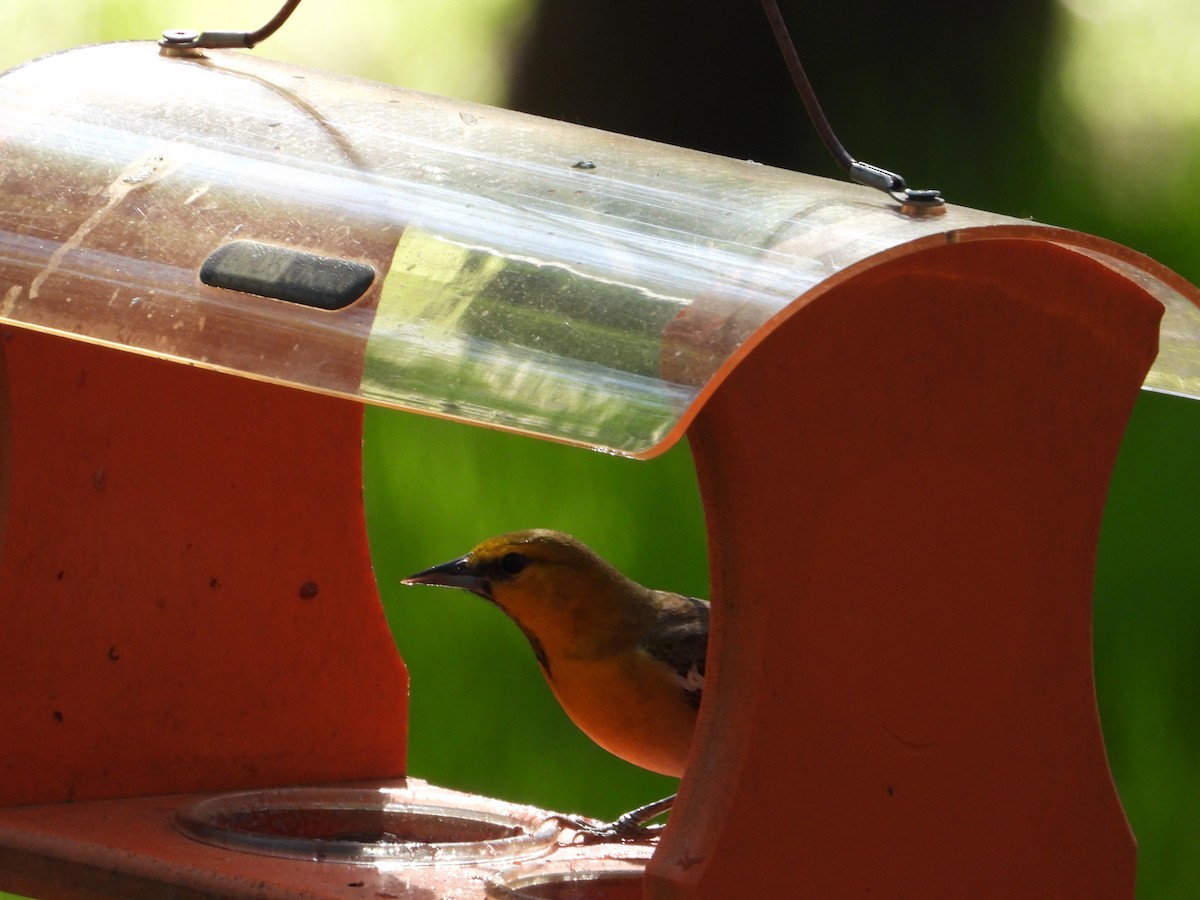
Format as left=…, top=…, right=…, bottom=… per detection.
left=0, top=43, right=1197, bottom=456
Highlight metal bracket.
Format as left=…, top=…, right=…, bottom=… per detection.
left=160, top=0, right=304, bottom=51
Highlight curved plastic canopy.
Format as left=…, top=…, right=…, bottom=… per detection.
left=1, top=42, right=1197, bottom=456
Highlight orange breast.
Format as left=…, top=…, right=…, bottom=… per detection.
left=543, top=649, right=698, bottom=777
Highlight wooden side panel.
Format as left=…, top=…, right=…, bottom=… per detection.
left=651, top=240, right=1161, bottom=898
left=0, top=328, right=408, bottom=805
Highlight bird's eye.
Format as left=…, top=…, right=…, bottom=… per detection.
left=498, top=552, right=529, bottom=577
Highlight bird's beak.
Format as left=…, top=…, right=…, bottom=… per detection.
left=401, top=555, right=492, bottom=600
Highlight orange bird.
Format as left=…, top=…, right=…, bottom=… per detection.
left=403, top=529, right=708, bottom=835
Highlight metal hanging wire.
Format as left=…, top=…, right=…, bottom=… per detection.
left=759, top=0, right=945, bottom=213
left=157, top=0, right=942, bottom=212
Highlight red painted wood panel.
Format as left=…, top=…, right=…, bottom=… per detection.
left=653, top=239, right=1161, bottom=898
left=0, top=328, right=408, bottom=805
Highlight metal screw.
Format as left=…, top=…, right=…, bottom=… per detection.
left=160, top=29, right=199, bottom=45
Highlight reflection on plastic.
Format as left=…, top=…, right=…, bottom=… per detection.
left=0, top=43, right=1197, bottom=457
left=363, top=226, right=693, bottom=450
left=486, top=846, right=654, bottom=900
left=487, top=870, right=645, bottom=900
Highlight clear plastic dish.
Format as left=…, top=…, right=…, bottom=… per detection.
left=486, top=847, right=653, bottom=899
left=174, top=787, right=563, bottom=865
left=487, top=869, right=644, bottom=900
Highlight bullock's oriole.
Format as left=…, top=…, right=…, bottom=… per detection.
left=402, top=529, right=708, bottom=837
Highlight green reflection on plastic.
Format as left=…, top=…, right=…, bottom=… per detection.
left=363, top=226, right=691, bottom=454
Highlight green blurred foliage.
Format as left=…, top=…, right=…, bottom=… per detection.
left=1040, top=10, right=1200, bottom=888
left=1095, top=391, right=1200, bottom=897
left=2, top=1, right=1198, bottom=898
left=0, top=0, right=532, bottom=104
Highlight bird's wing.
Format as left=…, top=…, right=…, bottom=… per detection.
left=640, top=593, right=709, bottom=710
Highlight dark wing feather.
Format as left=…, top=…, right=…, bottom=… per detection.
left=640, top=592, right=709, bottom=710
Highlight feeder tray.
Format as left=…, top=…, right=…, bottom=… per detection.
left=1, top=41, right=1199, bottom=899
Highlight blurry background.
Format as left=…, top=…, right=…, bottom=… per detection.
left=2, top=1, right=1197, bottom=895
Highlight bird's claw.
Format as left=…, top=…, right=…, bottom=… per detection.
left=554, top=813, right=665, bottom=844
left=551, top=794, right=675, bottom=844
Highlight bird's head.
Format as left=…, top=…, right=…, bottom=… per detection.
left=402, top=529, right=650, bottom=660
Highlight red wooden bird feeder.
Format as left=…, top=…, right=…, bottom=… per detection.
left=1, top=41, right=1198, bottom=899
